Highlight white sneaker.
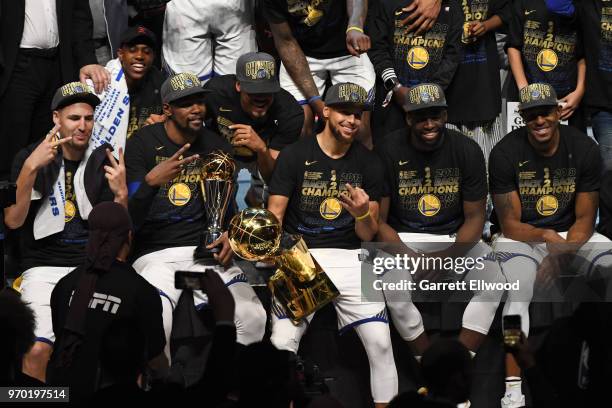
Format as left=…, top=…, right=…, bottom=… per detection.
left=500, top=394, right=525, bottom=408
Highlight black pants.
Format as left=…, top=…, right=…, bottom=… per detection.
left=0, top=49, right=61, bottom=180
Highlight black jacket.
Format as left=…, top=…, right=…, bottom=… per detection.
left=0, top=0, right=97, bottom=97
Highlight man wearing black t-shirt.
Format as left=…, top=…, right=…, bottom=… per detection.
left=368, top=0, right=462, bottom=141
left=204, top=52, right=304, bottom=205
left=263, top=0, right=376, bottom=145
left=376, top=83, right=504, bottom=361
left=125, top=73, right=266, bottom=352
left=4, top=82, right=128, bottom=382
left=47, top=202, right=165, bottom=402
left=507, top=0, right=586, bottom=130
left=489, top=83, right=612, bottom=408
left=268, top=83, right=397, bottom=407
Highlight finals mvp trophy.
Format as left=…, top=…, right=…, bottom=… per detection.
left=228, top=207, right=339, bottom=324
left=194, top=150, right=236, bottom=261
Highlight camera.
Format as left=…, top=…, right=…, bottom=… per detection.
left=175, top=271, right=207, bottom=291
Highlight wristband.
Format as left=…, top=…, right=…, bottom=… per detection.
left=355, top=209, right=370, bottom=221
left=346, top=26, right=364, bottom=34
left=307, top=95, right=321, bottom=104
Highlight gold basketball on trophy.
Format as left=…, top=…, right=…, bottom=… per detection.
left=228, top=207, right=339, bottom=324
left=201, top=150, right=236, bottom=181
left=228, top=207, right=282, bottom=261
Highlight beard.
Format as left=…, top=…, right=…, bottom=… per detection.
left=330, top=122, right=354, bottom=145
left=171, top=116, right=202, bottom=139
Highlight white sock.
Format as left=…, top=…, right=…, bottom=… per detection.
left=469, top=351, right=476, bottom=359
left=415, top=355, right=422, bottom=364
left=504, top=377, right=523, bottom=400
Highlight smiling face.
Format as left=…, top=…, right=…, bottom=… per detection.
left=236, top=82, right=274, bottom=120
left=521, top=105, right=561, bottom=145
left=323, top=104, right=363, bottom=145
left=118, top=43, right=154, bottom=85
left=164, top=94, right=207, bottom=137
left=53, top=102, right=95, bottom=152
left=406, top=107, right=447, bottom=150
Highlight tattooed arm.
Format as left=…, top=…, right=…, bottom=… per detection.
left=346, top=0, right=371, bottom=55
left=493, top=191, right=565, bottom=244
left=566, top=191, right=597, bottom=245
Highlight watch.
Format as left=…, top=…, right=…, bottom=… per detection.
left=384, top=77, right=400, bottom=92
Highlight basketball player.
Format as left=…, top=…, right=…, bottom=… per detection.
left=125, top=73, right=266, bottom=354
left=489, top=83, right=612, bottom=408
left=375, top=83, right=504, bottom=361
left=267, top=82, right=396, bottom=407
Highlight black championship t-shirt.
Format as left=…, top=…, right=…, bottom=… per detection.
left=489, top=125, right=600, bottom=232
left=11, top=156, right=90, bottom=270
left=48, top=261, right=165, bottom=401
left=378, top=128, right=487, bottom=234
left=203, top=74, right=304, bottom=163
left=508, top=0, right=583, bottom=98
left=126, top=68, right=163, bottom=139
left=263, top=0, right=349, bottom=59
left=269, top=136, right=385, bottom=249
left=578, top=0, right=612, bottom=112
left=446, top=0, right=509, bottom=122
left=125, top=123, right=232, bottom=259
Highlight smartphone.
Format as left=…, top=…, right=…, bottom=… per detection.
left=175, top=271, right=206, bottom=290
left=503, top=315, right=522, bottom=349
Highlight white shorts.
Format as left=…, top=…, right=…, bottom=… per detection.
left=280, top=54, right=376, bottom=105
left=162, top=0, right=257, bottom=81
left=271, top=248, right=387, bottom=332
left=132, top=246, right=248, bottom=309
left=20, top=266, right=77, bottom=344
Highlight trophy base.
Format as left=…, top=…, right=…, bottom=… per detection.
left=269, top=270, right=340, bottom=325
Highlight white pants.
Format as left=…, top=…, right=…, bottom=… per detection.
left=270, top=248, right=397, bottom=403
left=493, top=231, right=612, bottom=335
left=280, top=54, right=376, bottom=105
left=19, top=266, right=77, bottom=344
left=132, top=246, right=266, bottom=347
left=383, top=233, right=504, bottom=340
left=162, top=0, right=257, bottom=81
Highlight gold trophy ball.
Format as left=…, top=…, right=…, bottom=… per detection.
left=202, top=150, right=236, bottom=180
left=228, top=207, right=282, bottom=261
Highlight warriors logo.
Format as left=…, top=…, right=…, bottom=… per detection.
left=536, top=195, right=558, bottom=216
left=418, top=194, right=441, bottom=216
left=65, top=200, right=76, bottom=222
left=407, top=46, right=429, bottom=70
left=168, top=183, right=192, bottom=206
left=320, top=197, right=342, bottom=220
left=537, top=49, right=558, bottom=72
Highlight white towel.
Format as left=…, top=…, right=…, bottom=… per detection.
left=32, top=59, right=130, bottom=239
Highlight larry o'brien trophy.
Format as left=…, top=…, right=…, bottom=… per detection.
left=228, top=207, right=339, bottom=324
left=194, top=150, right=236, bottom=261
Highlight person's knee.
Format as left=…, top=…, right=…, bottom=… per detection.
left=270, top=322, right=301, bottom=353
left=24, top=341, right=52, bottom=366
left=235, top=300, right=266, bottom=345
left=388, top=302, right=425, bottom=341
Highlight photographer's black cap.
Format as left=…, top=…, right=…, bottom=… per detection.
left=324, top=82, right=371, bottom=110
left=120, top=25, right=157, bottom=48
left=518, top=83, right=558, bottom=111
left=161, top=72, right=211, bottom=104
left=51, top=82, right=100, bottom=110
left=236, top=52, right=280, bottom=94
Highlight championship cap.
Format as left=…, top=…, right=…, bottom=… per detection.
left=518, top=83, right=558, bottom=111
left=324, top=82, right=371, bottom=110
left=120, top=25, right=157, bottom=48
left=402, top=83, right=447, bottom=112
left=235, top=52, right=280, bottom=94
left=51, top=82, right=100, bottom=110
left=160, top=72, right=210, bottom=104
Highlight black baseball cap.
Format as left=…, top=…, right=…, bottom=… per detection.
left=120, top=25, right=157, bottom=48
left=161, top=73, right=211, bottom=104
left=518, top=83, right=558, bottom=111
left=236, top=52, right=280, bottom=94
left=402, top=83, right=447, bottom=113
left=324, top=82, right=371, bottom=110
left=51, top=81, right=100, bottom=110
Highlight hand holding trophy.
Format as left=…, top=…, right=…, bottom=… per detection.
left=194, top=150, right=236, bottom=262
left=228, top=207, right=339, bottom=324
